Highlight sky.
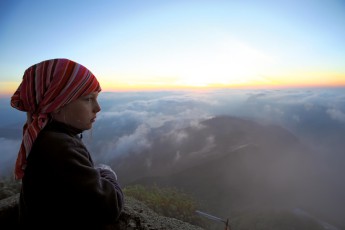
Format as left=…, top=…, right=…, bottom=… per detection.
left=0, top=0, right=345, bottom=95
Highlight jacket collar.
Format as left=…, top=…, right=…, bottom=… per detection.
left=45, top=120, right=83, bottom=136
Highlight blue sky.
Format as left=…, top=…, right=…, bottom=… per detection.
left=1, top=0, right=345, bottom=94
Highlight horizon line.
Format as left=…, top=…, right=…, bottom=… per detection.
left=1, top=84, right=345, bottom=98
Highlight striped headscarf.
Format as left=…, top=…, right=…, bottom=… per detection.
left=11, top=58, right=101, bottom=179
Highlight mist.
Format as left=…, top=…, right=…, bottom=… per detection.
left=86, top=88, right=345, bottom=167
left=1, top=87, right=345, bottom=228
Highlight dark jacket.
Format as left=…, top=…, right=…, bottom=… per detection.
left=19, top=120, right=124, bottom=229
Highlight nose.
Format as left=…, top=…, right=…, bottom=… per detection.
left=94, top=100, right=101, bottom=113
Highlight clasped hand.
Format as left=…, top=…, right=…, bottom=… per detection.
left=95, top=163, right=118, bottom=181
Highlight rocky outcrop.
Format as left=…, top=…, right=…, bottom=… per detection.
left=0, top=194, right=19, bottom=229
left=115, top=196, right=205, bottom=230
left=0, top=194, right=204, bottom=230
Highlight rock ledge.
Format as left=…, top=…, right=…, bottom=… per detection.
left=0, top=194, right=204, bottom=230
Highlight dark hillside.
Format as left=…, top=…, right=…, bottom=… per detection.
left=115, top=115, right=311, bottom=188
left=111, top=116, right=343, bottom=230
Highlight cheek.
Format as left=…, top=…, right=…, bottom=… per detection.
left=67, top=105, right=89, bottom=121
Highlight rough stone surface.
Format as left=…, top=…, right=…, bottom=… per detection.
left=115, top=196, right=205, bottom=230
left=0, top=194, right=19, bottom=229
left=0, top=194, right=205, bottom=230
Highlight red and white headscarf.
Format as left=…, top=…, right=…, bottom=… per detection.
left=11, top=58, right=101, bottom=179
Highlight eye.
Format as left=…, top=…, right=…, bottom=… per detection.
left=83, top=93, right=98, bottom=102
left=84, top=96, right=93, bottom=102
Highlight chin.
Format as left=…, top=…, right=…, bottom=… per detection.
left=78, top=124, right=92, bottom=131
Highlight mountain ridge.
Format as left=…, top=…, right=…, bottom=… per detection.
left=111, top=115, right=343, bottom=229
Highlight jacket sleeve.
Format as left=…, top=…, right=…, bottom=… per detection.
left=97, top=167, right=124, bottom=211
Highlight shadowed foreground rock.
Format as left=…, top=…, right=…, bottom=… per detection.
left=0, top=194, right=204, bottom=230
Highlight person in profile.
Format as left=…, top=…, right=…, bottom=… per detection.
left=11, top=58, right=124, bottom=229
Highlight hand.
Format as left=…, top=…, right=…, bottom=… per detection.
left=95, top=163, right=118, bottom=181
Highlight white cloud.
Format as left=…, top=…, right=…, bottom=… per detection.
left=102, top=124, right=152, bottom=160
left=327, top=108, right=345, bottom=123
left=292, top=115, right=300, bottom=122
left=304, top=102, right=314, bottom=111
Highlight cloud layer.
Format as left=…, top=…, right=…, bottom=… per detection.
left=1, top=87, right=345, bottom=177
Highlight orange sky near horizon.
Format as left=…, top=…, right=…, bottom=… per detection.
left=1, top=71, right=345, bottom=97
left=92, top=69, right=345, bottom=92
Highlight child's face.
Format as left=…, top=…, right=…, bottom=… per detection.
left=54, top=92, right=101, bottom=130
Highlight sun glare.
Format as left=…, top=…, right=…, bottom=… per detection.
left=3, top=41, right=344, bottom=95
left=100, top=39, right=279, bottom=90
left=172, top=40, right=275, bottom=87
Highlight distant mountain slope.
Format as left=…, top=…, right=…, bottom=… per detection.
left=127, top=118, right=311, bottom=212
left=111, top=115, right=344, bottom=229
left=115, top=115, right=310, bottom=185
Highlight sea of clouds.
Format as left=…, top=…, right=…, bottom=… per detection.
left=1, top=87, right=345, bottom=177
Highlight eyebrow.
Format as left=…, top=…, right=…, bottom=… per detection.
left=85, top=92, right=99, bottom=97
